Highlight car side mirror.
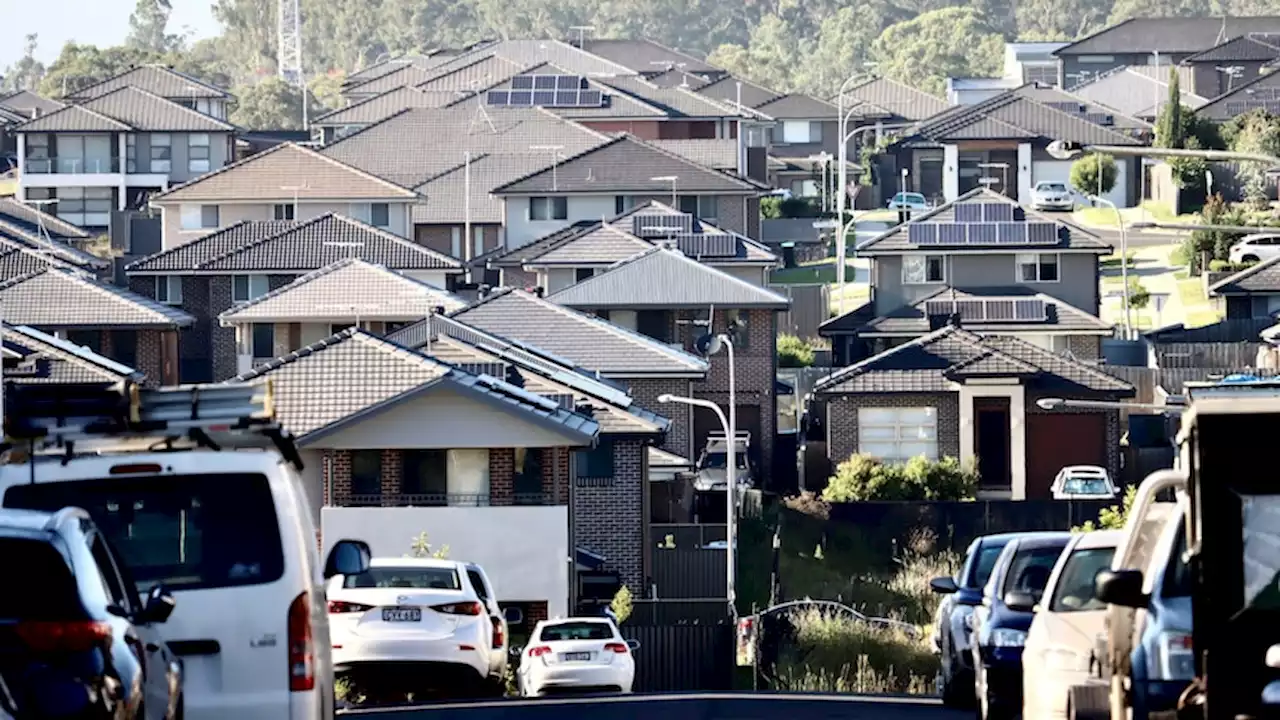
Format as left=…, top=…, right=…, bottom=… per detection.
left=930, top=576, right=959, bottom=594
left=140, top=585, right=176, bottom=624
left=626, top=638, right=641, bottom=651
left=1004, top=591, right=1037, bottom=613
left=1095, top=569, right=1147, bottom=609
left=324, top=539, right=372, bottom=579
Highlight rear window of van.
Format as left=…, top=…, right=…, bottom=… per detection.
left=5, top=473, right=285, bottom=593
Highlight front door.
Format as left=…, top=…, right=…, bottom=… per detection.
left=974, top=397, right=1012, bottom=491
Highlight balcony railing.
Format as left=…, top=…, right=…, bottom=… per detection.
left=343, top=492, right=556, bottom=507
left=24, top=157, right=121, bottom=174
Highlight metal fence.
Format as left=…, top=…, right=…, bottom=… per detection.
left=653, top=549, right=728, bottom=599
left=652, top=523, right=726, bottom=548
left=618, top=623, right=735, bottom=692
left=771, top=283, right=830, bottom=340
left=629, top=599, right=732, bottom=624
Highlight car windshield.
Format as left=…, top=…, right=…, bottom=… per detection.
left=4, top=473, right=285, bottom=593
left=539, top=621, right=615, bottom=641
left=701, top=451, right=748, bottom=469
left=1038, top=183, right=1067, bottom=192
left=967, top=544, right=1007, bottom=589
left=343, top=567, right=461, bottom=590
left=1002, top=545, right=1066, bottom=600
left=1050, top=546, right=1116, bottom=612
left=1062, top=477, right=1111, bottom=495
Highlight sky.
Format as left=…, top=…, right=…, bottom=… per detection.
left=0, top=0, right=221, bottom=68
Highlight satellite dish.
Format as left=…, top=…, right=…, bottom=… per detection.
left=695, top=332, right=722, bottom=357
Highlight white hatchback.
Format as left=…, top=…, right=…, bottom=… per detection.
left=517, top=618, right=637, bottom=697
left=327, top=559, right=507, bottom=696
left=1050, top=466, right=1119, bottom=500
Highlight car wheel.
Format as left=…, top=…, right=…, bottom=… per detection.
left=1243, top=255, right=1260, bottom=263
left=941, top=665, right=974, bottom=709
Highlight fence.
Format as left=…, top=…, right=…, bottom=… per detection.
left=653, top=548, right=728, bottom=599
left=1104, top=365, right=1260, bottom=401
left=629, top=599, right=732, bottom=624
left=652, top=523, right=726, bottom=548
left=771, top=283, right=830, bottom=340
left=618, top=623, right=735, bottom=692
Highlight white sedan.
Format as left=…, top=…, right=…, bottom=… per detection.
left=887, top=192, right=930, bottom=212
left=1051, top=465, right=1118, bottom=500
left=518, top=618, right=638, bottom=697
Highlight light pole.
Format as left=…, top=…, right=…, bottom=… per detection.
left=1090, top=194, right=1132, bottom=338
left=835, top=68, right=878, bottom=315
left=807, top=153, right=833, bottom=211
left=651, top=175, right=678, bottom=207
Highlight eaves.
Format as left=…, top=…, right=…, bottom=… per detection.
left=858, top=327, right=1113, bottom=338
left=599, top=371, right=708, bottom=380
left=855, top=247, right=1112, bottom=257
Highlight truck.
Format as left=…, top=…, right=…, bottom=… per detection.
left=1068, top=394, right=1280, bottom=720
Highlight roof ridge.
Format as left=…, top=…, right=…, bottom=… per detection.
left=86, top=84, right=237, bottom=130
left=330, top=215, right=463, bottom=267
left=0, top=265, right=192, bottom=325
left=982, top=333, right=1132, bottom=388
left=3, top=322, right=141, bottom=378
left=345, top=61, right=435, bottom=93
left=65, top=63, right=229, bottom=100
left=0, top=197, right=90, bottom=238
left=1209, top=254, right=1280, bottom=293
left=552, top=245, right=790, bottom=303
left=234, top=326, right=450, bottom=382
left=587, top=77, right=672, bottom=117
left=1016, top=94, right=1150, bottom=141
left=16, top=101, right=133, bottom=132
left=313, top=85, right=426, bottom=123
left=197, top=217, right=316, bottom=268
left=815, top=324, right=966, bottom=390
left=0, top=218, right=103, bottom=267
left=124, top=219, right=266, bottom=271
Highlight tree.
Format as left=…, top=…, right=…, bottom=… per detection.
left=870, top=8, right=1003, bottom=97
left=1, top=34, right=47, bottom=93
left=408, top=531, right=449, bottom=559
left=1155, top=67, right=1184, bottom=150
left=1108, top=0, right=1213, bottom=25
left=609, top=585, right=633, bottom=624
left=1069, top=153, right=1119, bottom=199
left=1014, top=0, right=1108, bottom=42
left=777, top=334, right=815, bottom=368
left=1227, top=109, right=1280, bottom=207
left=1076, top=486, right=1137, bottom=532
left=127, top=0, right=179, bottom=53
left=230, top=76, right=313, bottom=130
left=823, top=453, right=978, bottom=502
left=1127, top=277, right=1151, bottom=312
left=39, top=43, right=167, bottom=98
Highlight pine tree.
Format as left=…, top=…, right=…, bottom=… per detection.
left=1155, top=66, right=1184, bottom=149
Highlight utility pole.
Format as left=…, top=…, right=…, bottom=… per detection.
left=278, top=0, right=306, bottom=130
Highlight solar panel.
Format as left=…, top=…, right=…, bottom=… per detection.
left=486, top=90, right=510, bottom=106
left=981, top=203, right=1015, bottom=222
left=997, top=222, right=1026, bottom=244
left=557, top=75, right=584, bottom=90
left=676, top=233, right=737, bottom=257
left=509, top=90, right=533, bottom=106
left=954, top=204, right=983, bottom=223
left=1014, top=299, right=1047, bottom=321
left=1046, top=101, right=1085, bottom=114
left=937, top=223, right=967, bottom=245
left=908, top=224, right=939, bottom=245
left=511, top=76, right=535, bottom=90
left=533, top=75, right=557, bottom=90
left=967, top=222, right=998, bottom=244
left=984, top=300, right=1015, bottom=321
left=1026, top=222, right=1060, bottom=244
left=555, top=90, right=578, bottom=105
left=633, top=213, right=694, bottom=237
left=579, top=90, right=604, bottom=106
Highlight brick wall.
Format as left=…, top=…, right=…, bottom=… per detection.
left=209, top=277, right=237, bottom=380
left=1066, top=335, right=1102, bottom=360
left=572, top=438, right=645, bottom=592
left=825, top=393, right=962, bottom=467
left=490, top=448, right=514, bottom=505
left=525, top=600, right=549, bottom=625
left=325, top=450, right=352, bottom=505
left=626, top=378, right=694, bottom=459
left=501, top=266, right=538, bottom=290
left=135, top=329, right=166, bottom=385
left=542, top=447, right=571, bottom=504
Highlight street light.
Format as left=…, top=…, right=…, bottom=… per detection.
left=1046, top=140, right=1280, bottom=166
left=1089, top=193, right=1133, bottom=338
left=834, top=66, right=880, bottom=315
left=1037, top=397, right=1184, bottom=413
left=806, top=153, right=834, bottom=212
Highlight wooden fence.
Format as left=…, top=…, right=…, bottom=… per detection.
left=1104, top=365, right=1261, bottom=402
left=771, top=283, right=830, bottom=341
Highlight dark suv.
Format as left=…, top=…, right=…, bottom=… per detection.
left=0, top=507, right=181, bottom=719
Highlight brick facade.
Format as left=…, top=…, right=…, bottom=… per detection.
left=572, top=438, right=645, bottom=592
left=490, top=448, right=515, bottom=504
left=1066, top=335, right=1103, bottom=360
left=626, top=378, right=694, bottom=459
left=134, top=329, right=170, bottom=385
left=825, top=393, right=963, bottom=467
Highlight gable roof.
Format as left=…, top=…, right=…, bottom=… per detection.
left=695, top=76, right=781, bottom=109
left=1069, top=66, right=1209, bottom=117
left=1194, top=68, right=1280, bottom=120
left=0, top=90, right=63, bottom=118
left=754, top=93, right=838, bottom=120
left=579, top=39, right=723, bottom=77
left=313, top=87, right=446, bottom=127
left=491, top=134, right=766, bottom=195
left=1055, top=17, right=1280, bottom=56
left=0, top=218, right=108, bottom=269
left=1009, top=84, right=1150, bottom=131
left=408, top=39, right=639, bottom=80
left=449, top=288, right=709, bottom=376
left=909, top=91, right=1145, bottom=145
left=547, top=246, right=790, bottom=309
left=15, top=103, right=131, bottom=133
left=127, top=214, right=461, bottom=273
left=648, top=139, right=738, bottom=171
left=852, top=286, right=1113, bottom=336
left=588, top=75, right=744, bottom=119
left=0, top=267, right=194, bottom=329
left=231, top=327, right=599, bottom=443
left=1208, top=255, right=1280, bottom=294
left=846, top=77, right=949, bottom=121
left=0, top=244, right=76, bottom=279
left=414, top=53, right=528, bottom=97
left=0, top=198, right=91, bottom=239
left=344, top=63, right=451, bottom=97
left=411, top=152, right=573, bottom=225
left=65, top=65, right=230, bottom=101
left=78, top=86, right=234, bottom=132
left=813, top=324, right=1133, bottom=395
left=1184, top=34, right=1280, bottom=63
left=151, top=142, right=418, bottom=203
left=3, top=322, right=143, bottom=384
left=219, top=258, right=465, bottom=323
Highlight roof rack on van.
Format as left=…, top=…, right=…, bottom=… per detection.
left=1, top=380, right=304, bottom=469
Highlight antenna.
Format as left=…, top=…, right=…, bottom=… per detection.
left=24, top=199, right=58, bottom=244
left=530, top=145, right=565, bottom=191
left=1216, top=15, right=1228, bottom=46
left=569, top=26, right=596, bottom=49
left=463, top=85, right=497, bottom=135
left=277, top=0, right=306, bottom=129
left=279, top=183, right=308, bottom=220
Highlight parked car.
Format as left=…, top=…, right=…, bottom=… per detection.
left=0, top=506, right=181, bottom=720
left=1050, top=465, right=1119, bottom=500
left=1030, top=181, right=1074, bottom=211
left=970, top=532, right=1071, bottom=720
left=1228, top=233, right=1280, bottom=264
left=930, top=533, right=1022, bottom=708
left=327, top=558, right=508, bottom=698
left=887, top=192, right=930, bottom=212
left=515, top=618, right=638, bottom=697
left=693, top=431, right=754, bottom=492
left=1021, top=529, right=1122, bottom=720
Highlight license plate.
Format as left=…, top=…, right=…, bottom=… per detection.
left=382, top=607, right=421, bottom=622
left=563, top=652, right=592, bottom=661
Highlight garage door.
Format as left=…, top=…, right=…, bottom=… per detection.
left=1033, top=159, right=1128, bottom=209
left=1024, top=412, right=1108, bottom=499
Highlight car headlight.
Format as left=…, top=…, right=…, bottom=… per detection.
left=1147, top=630, right=1195, bottom=681
left=990, top=628, right=1027, bottom=647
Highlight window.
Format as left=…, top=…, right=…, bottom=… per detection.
left=232, top=274, right=270, bottom=303
left=89, top=534, right=132, bottom=611
left=513, top=448, right=544, bottom=503
left=401, top=450, right=448, bottom=501
left=343, top=566, right=460, bottom=589
left=188, top=133, right=211, bottom=173
left=466, top=570, right=492, bottom=602
left=902, top=254, right=945, bottom=284
left=856, top=407, right=938, bottom=463
left=125, top=135, right=137, bottom=172
left=530, top=196, right=568, bottom=221
left=25, top=133, right=50, bottom=173
left=450, top=227, right=462, bottom=257
left=251, top=323, right=274, bottom=359
left=966, top=544, right=1008, bottom=589
left=575, top=438, right=615, bottom=479
left=1049, top=546, right=1116, bottom=612
left=725, top=309, right=750, bottom=350
left=678, top=195, right=718, bottom=221
left=539, top=621, right=615, bottom=642
left=790, top=179, right=819, bottom=197
left=273, top=203, right=295, bottom=220
left=1017, top=253, right=1059, bottom=282
left=371, top=202, right=390, bottom=228
left=636, top=310, right=671, bottom=343
left=55, top=187, right=112, bottom=226
left=473, top=226, right=484, bottom=257
left=1024, top=64, right=1058, bottom=86
left=150, top=133, right=172, bottom=173
left=179, top=204, right=218, bottom=230
left=1002, top=545, right=1067, bottom=601
left=3, top=473, right=286, bottom=593
left=779, top=120, right=821, bottom=144
left=614, top=196, right=637, bottom=214
left=350, top=450, right=383, bottom=498
left=575, top=267, right=596, bottom=282
left=155, top=276, right=183, bottom=304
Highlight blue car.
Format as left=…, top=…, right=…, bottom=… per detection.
left=970, top=532, right=1070, bottom=720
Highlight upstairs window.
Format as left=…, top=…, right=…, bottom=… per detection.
left=188, top=133, right=211, bottom=173
left=232, top=274, right=270, bottom=303
left=530, top=196, right=568, bottom=221
left=149, top=134, right=172, bottom=173
left=903, top=255, right=945, bottom=284
left=575, top=439, right=615, bottom=479
left=273, top=203, right=295, bottom=220
left=155, top=276, right=183, bottom=305
left=179, top=204, right=218, bottom=230
left=1017, top=253, right=1059, bottom=283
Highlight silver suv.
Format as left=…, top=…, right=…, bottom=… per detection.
left=693, top=432, right=754, bottom=492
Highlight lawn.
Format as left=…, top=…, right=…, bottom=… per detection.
left=770, top=259, right=859, bottom=285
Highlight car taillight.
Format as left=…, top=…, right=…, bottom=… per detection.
left=16, top=621, right=112, bottom=653
left=528, top=646, right=552, bottom=657
left=432, top=601, right=482, bottom=616
left=491, top=618, right=504, bottom=649
left=604, top=642, right=629, bottom=654
left=327, top=600, right=373, bottom=614
left=288, top=591, right=314, bottom=692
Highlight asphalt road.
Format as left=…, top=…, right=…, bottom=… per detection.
left=1089, top=227, right=1184, bottom=248
left=340, top=693, right=970, bottom=720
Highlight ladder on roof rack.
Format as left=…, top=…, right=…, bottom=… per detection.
left=1, top=380, right=303, bottom=469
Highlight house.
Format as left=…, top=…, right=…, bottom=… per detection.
left=946, top=42, right=1072, bottom=105
left=1193, top=69, right=1280, bottom=123
left=819, top=189, right=1114, bottom=366
left=814, top=323, right=1134, bottom=499
left=0, top=265, right=193, bottom=383
left=844, top=77, right=951, bottom=124
left=0, top=215, right=110, bottom=280
left=12, top=87, right=237, bottom=227
left=1069, top=66, right=1208, bottom=121
left=232, top=327, right=599, bottom=620
left=147, top=142, right=420, bottom=248
left=218, top=258, right=465, bottom=373
left=576, top=38, right=725, bottom=80
left=488, top=200, right=778, bottom=290
left=0, top=90, right=62, bottom=161
left=2, top=321, right=144, bottom=385
left=440, top=287, right=709, bottom=465
left=64, top=65, right=233, bottom=120
left=124, top=213, right=463, bottom=382
left=545, top=246, right=791, bottom=481
left=884, top=84, right=1147, bottom=206
left=1208, top=257, right=1280, bottom=319
left=490, top=134, right=768, bottom=247
left=1180, top=35, right=1280, bottom=98
left=1053, top=17, right=1280, bottom=88
left=389, top=311, right=671, bottom=604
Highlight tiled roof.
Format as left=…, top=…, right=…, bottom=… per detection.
left=0, top=219, right=108, bottom=269
left=533, top=225, right=654, bottom=265
left=0, top=198, right=91, bottom=239
left=0, top=90, right=64, bottom=118
left=420, top=39, right=639, bottom=79
left=589, top=76, right=743, bottom=118
left=1185, top=34, right=1280, bottom=63
left=219, top=258, right=464, bottom=323
left=1209, top=255, right=1280, bottom=294
left=0, top=267, right=194, bottom=328
left=449, top=288, right=709, bottom=376
left=15, top=103, right=131, bottom=133
left=127, top=215, right=461, bottom=273
left=649, top=139, right=738, bottom=170
left=547, top=246, right=791, bottom=309
left=579, top=39, right=723, bottom=76
left=415, top=53, right=527, bottom=93
left=492, top=134, right=765, bottom=195
left=855, top=188, right=1110, bottom=254
left=152, top=142, right=418, bottom=203
left=754, top=93, right=838, bottom=120
left=231, top=328, right=599, bottom=442
left=313, top=87, right=447, bottom=126
left=695, top=76, right=781, bottom=110
left=411, top=153, right=560, bottom=224
left=649, top=445, right=692, bottom=467
left=817, top=301, right=877, bottom=336
left=855, top=286, right=1113, bottom=335
left=814, top=324, right=1133, bottom=395
left=846, top=77, right=949, bottom=121
left=74, top=86, right=234, bottom=132
left=1056, top=17, right=1280, bottom=56
left=0, top=246, right=67, bottom=279
left=910, top=92, right=1145, bottom=145
left=343, top=54, right=456, bottom=88
left=65, top=65, right=230, bottom=101
left=1195, top=69, right=1280, bottom=121
left=343, top=63, right=448, bottom=97
left=469, top=64, right=667, bottom=120
left=1010, top=84, right=1150, bottom=130
left=1069, top=66, right=1208, bottom=117
left=3, top=322, right=142, bottom=384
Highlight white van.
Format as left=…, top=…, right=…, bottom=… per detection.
left=0, top=382, right=370, bottom=720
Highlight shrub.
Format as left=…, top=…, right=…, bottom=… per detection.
left=1208, top=259, right=1254, bottom=272
left=408, top=531, right=449, bottom=559
left=1075, top=485, right=1137, bottom=532
left=761, top=196, right=783, bottom=219
left=777, top=334, right=816, bottom=368
left=823, top=454, right=978, bottom=502
left=610, top=585, right=633, bottom=624
left=1126, top=277, right=1150, bottom=311
left=1069, top=153, right=1118, bottom=196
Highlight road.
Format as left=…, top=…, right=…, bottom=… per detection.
left=340, top=693, right=969, bottom=720
left=1089, top=227, right=1184, bottom=249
